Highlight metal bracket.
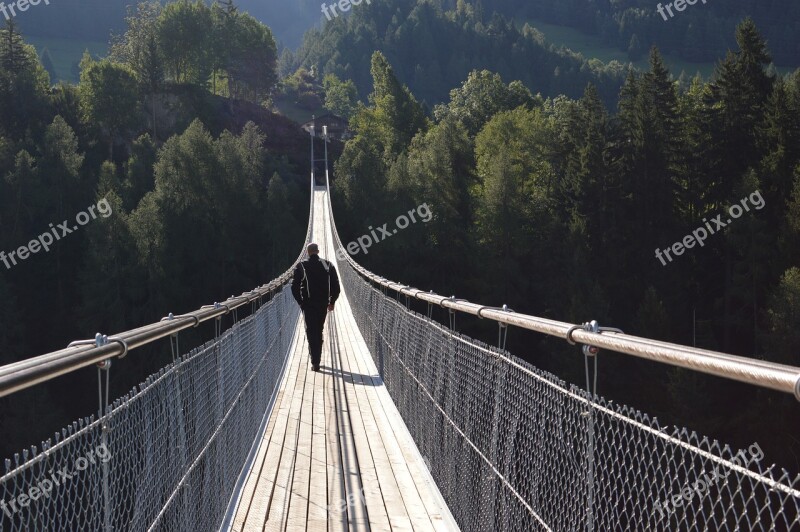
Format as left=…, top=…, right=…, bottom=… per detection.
left=566, top=319, right=624, bottom=355
left=94, top=334, right=113, bottom=369
left=68, top=332, right=128, bottom=364
left=94, top=333, right=112, bottom=425
left=565, top=320, right=623, bottom=398
left=250, top=290, right=259, bottom=315
left=443, top=296, right=471, bottom=331
left=402, top=288, right=411, bottom=309
left=227, top=296, right=239, bottom=323
left=161, top=312, right=200, bottom=327
left=159, top=317, right=198, bottom=370
left=498, top=305, right=513, bottom=349
left=213, top=303, right=223, bottom=339
left=162, top=313, right=185, bottom=364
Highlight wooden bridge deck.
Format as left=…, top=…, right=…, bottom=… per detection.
left=227, top=190, right=458, bottom=532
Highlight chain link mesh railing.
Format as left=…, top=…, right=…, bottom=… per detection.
left=336, top=249, right=800, bottom=531
left=0, top=285, right=299, bottom=532
left=4, top=181, right=800, bottom=531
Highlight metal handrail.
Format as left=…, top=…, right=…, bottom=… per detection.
left=4, top=174, right=798, bottom=402
left=0, top=176, right=316, bottom=398
left=321, top=177, right=800, bottom=401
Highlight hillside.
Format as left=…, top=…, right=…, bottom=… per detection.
left=481, top=0, right=800, bottom=66
left=289, top=0, right=630, bottom=109
left=13, top=0, right=321, bottom=58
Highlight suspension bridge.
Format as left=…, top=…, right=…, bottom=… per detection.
left=1, top=170, right=800, bottom=531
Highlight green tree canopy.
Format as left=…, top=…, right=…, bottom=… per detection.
left=434, top=69, right=542, bottom=137
left=79, top=55, right=140, bottom=160
left=323, top=74, right=359, bottom=120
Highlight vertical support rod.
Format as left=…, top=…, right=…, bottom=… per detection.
left=94, top=333, right=112, bottom=532
left=99, top=367, right=111, bottom=532
left=310, top=122, right=315, bottom=187
left=323, top=125, right=330, bottom=189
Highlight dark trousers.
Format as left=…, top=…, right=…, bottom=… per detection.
left=303, top=305, right=328, bottom=366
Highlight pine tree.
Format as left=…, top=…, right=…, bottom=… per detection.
left=757, top=78, right=800, bottom=229
left=0, top=20, right=31, bottom=75
left=615, top=51, right=679, bottom=248
left=367, top=51, right=428, bottom=159
left=110, top=1, right=164, bottom=138
left=702, top=20, right=775, bottom=349
left=0, top=21, right=48, bottom=135
left=640, top=47, right=680, bottom=236
left=705, top=19, right=775, bottom=205
left=674, top=75, right=713, bottom=225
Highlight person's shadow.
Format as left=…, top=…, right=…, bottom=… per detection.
left=317, top=365, right=381, bottom=386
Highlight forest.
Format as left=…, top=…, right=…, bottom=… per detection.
left=327, top=22, right=800, bottom=470
left=479, top=0, right=800, bottom=65
left=0, top=1, right=309, bottom=456
left=286, top=0, right=631, bottom=109
left=0, top=0, right=799, bottom=477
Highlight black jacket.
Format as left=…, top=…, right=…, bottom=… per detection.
left=291, top=255, right=341, bottom=308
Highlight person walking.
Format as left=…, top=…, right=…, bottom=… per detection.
left=291, top=243, right=340, bottom=371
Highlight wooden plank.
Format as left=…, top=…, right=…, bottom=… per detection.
left=329, top=309, right=391, bottom=532
left=307, top=358, right=329, bottom=530
left=232, top=324, right=304, bottom=531
left=337, top=291, right=460, bottom=532
left=334, top=308, right=416, bottom=532
left=327, top=330, right=374, bottom=531
left=339, top=307, right=418, bottom=530
left=262, top=333, right=311, bottom=532
left=285, top=334, right=318, bottom=531
left=324, top=338, right=349, bottom=532
left=248, top=330, right=306, bottom=531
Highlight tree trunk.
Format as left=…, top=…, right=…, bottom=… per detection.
left=152, top=92, right=157, bottom=141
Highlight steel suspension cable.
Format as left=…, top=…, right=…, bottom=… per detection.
left=320, top=179, right=800, bottom=400
left=0, top=178, right=317, bottom=398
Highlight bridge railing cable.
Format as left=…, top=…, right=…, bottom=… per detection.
left=322, top=178, right=800, bottom=530
left=0, top=179, right=315, bottom=399
left=322, top=184, right=800, bottom=400
left=0, top=178, right=316, bottom=531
